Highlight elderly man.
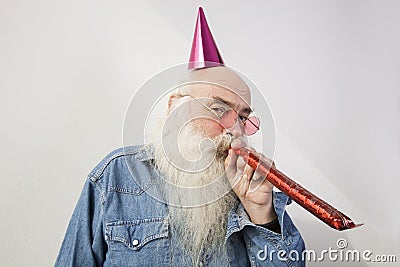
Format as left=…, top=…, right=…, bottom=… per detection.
left=55, top=8, right=305, bottom=267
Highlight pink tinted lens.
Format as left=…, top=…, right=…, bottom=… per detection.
left=244, top=116, right=260, bottom=135
left=220, top=109, right=260, bottom=136
left=219, top=109, right=237, bottom=129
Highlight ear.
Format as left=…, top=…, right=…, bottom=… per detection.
left=167, top=94, right=181, bottom=113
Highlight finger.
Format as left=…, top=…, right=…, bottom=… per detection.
left=236, top=155, right=247, bottom=172
left=238, top=173, right=250, bottom=197
left=251, top=171, right=263, bottom=181
left=242, top=164, right=255, bottom=180
left=224, top=148, right=239, bottom=171
left=249, top=173, right=274, bottom=193
left=226, top=137, right=247, bottom=171
left=236, top=164, right=253, bottom=195
left=249, top=175, right=265, bottom=193
left=229, top=169, right=251, bottom=196
left=228, top=171, right=243, bottom=189
left=249, top=181, right=274, bottom=196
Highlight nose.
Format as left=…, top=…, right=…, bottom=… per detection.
left=225, top=119, right=245, bottom=138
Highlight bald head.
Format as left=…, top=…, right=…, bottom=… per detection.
left=169, top=66, right=251, bottom=112
left=182, top=66, right=251, bottom=105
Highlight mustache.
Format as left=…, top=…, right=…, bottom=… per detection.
left=214, top=133, right=233, bottom=158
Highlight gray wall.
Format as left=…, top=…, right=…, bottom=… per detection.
left=1, top=1, right=399, bottom=266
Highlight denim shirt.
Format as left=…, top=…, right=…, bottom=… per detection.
left=55, top=146, right=305, bottom=266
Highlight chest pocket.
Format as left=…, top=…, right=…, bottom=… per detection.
left=105, top=217, right=170, bottom=266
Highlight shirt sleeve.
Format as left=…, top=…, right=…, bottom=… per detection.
left=54, top=177, right=106, bottom=267
left=237, top=191, right=306, bottom=266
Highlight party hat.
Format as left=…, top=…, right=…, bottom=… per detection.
left=188, top=7, right=224, bottom=70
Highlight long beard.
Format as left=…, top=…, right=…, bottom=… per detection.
left=147, top=116, right=237, bottom=265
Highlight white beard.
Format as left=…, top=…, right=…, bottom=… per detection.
left=146, top=114, right=237, bottom=265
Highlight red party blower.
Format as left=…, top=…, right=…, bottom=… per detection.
left=233, top=147, right=363, bottom=231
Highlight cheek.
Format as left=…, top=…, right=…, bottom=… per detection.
left=194, top=119, right=224, bottom=137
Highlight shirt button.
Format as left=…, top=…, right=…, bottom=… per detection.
left=132, top=239, right=139, bottom=246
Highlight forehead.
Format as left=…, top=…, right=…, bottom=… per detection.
left=183, top=67, right=251, bottom=112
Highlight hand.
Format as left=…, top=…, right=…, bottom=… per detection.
left=224, top=138, right=277, bottom=224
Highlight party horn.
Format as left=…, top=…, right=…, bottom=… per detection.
left=233, top=147, right=363, bottom=231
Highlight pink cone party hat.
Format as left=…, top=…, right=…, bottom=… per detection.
left=188, top=7, right=224, bottom=70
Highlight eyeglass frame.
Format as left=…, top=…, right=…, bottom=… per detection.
left=178, top=94, right=260, bottom=135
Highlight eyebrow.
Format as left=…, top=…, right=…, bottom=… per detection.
left=212, top=96, right=253, bottom=114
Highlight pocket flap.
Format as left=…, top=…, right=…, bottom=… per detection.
left=106, top=217, right=169, bottom=251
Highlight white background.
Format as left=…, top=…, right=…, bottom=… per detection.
left=1, top=1, right=399, bottom=266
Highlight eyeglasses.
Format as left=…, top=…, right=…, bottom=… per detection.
left=181, top=95, right=260, bottom=136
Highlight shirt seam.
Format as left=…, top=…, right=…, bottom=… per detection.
left=88, top=146, right=146, bottom=182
